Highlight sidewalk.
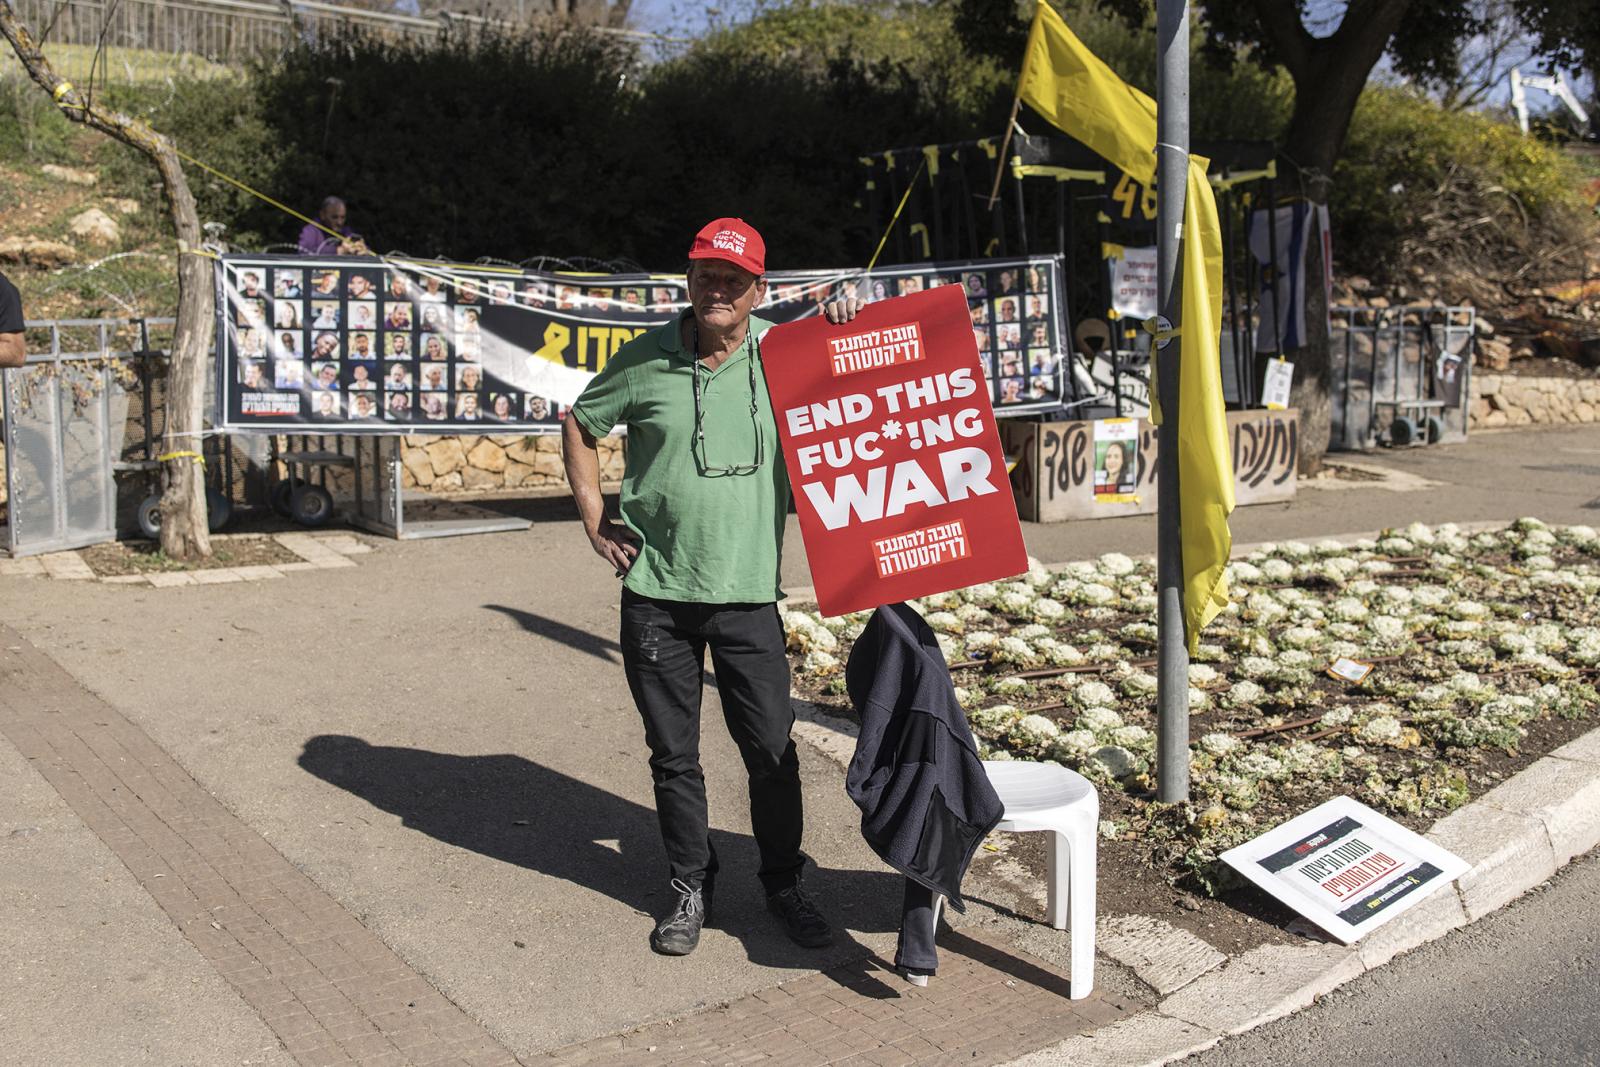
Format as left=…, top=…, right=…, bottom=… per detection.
left=1, top=424, right=1596, bottom=1065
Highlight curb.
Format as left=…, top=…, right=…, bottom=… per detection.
left=790, top=702, right=1600, bottom=1067
left=1001, top=724, right=1600, bottom=1067
left=0, top=531, right=371, bottom=585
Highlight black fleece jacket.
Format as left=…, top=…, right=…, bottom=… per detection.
left=844, top=603, right=1004, bottom=909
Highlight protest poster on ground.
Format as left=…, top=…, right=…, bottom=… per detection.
left=760, top=284, right=1028, bottom=617
left=1221, top=796, right=1469, bottom=944
left=216, top=254, right=1068, bottom=433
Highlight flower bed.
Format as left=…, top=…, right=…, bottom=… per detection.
left=786, top=519, right=1600, bottom=897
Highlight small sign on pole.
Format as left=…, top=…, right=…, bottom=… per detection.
left=1262, top=357, right=1294, bottom=410
left=1221, top=796, right=1468, bottom=943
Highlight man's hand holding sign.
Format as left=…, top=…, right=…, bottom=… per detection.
left=762, top=283, right=1028, bottom=616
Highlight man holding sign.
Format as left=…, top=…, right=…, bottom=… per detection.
left=563, top=219, right=860, bottom=957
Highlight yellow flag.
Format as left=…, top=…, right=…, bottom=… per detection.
left=1019, top=2, right=1156, bottom=184
left=1018, top=2, right=1234, bottom=651
left=1177, top=160, right=1234, bottom=647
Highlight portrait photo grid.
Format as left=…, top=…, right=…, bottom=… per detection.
left=221, top=257, right=1064, bottom=431
left=761, top=262, right=1062, bottom=411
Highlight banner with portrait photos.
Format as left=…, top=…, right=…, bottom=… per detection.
left=214, top=254, right=1068, bottom=433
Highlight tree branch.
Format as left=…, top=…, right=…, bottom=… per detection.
left=2, top=0, right=214, bottom=561
left=1244, top=0, right=1314, bottom=78
left=1328, top=0, right=1414, bottom=72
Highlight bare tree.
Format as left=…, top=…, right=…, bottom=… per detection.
left=1442, top=0, right=1539, bottom=109
left=1, top=0, right=213, bottom=560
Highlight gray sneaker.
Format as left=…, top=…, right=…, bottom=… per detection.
left=651, top=877, right=709, bottom=956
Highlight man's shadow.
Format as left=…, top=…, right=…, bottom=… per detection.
left=299, top=735, right=905, bottom=971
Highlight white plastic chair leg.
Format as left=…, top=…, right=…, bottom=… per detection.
left=1067, top=825, right=1096, bottom=1000
left=1046, top=827, right=1070, bottom=930
left=1046, top=827, right=1096, bottom=999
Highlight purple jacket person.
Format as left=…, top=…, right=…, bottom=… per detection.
left=298, top=196, right=363, bottom=255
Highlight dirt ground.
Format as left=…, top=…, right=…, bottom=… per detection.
left=77, top=534, right=303, bottom=575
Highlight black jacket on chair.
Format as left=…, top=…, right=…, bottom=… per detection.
left=844, top=603, right=1004, bottom=910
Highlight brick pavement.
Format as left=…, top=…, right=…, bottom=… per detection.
left=540, top=927, right=1137, bottom=1067
left=1, top=622, right=1136, bottom=1066
left=0, top=624, right=519, bottom=1067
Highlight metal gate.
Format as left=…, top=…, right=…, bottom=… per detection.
left=1, top=320, right=152, bottom=557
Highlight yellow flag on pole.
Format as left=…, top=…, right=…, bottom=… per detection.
left=1018, top=4, right=1156, bottom=183
left=1017, top=3, right=1235, bottom=651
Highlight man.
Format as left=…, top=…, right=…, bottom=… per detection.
left=2, top=270, right=28, bottom=367
left=563, top=218, right=859, bottom=958
left=298, top=197, right=368, bottom=256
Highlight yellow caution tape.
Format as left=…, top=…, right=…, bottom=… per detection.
left=1142, top=317, right=1181, bottom=343
left=865, top=157, right=927, bottom=273
left=157, top=449, right=206, bottom=466
left=52, top=81, right=74, bottom=100
left=1013, top=163, right=1106, bottom=184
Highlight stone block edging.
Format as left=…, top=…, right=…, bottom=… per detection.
left=997, top=724, right=1600, bottom=1066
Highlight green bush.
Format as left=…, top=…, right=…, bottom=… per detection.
left=243, top=25, right=641, bottom=259
left=0, top=71, right=79, bottom=164
left=1333, top=85, right=1592, bottom=271
left=98, top=74, right=278, bottom=245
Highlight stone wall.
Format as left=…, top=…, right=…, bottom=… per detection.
left=1470, top=374, right=1600, bottom=429
left=397, top=433, right=623, bottom=492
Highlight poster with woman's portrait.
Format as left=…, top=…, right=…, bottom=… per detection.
left=1093, top=418, right=1140, bottom=503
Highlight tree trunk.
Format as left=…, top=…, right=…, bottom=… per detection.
left=156, top=143, right=215, bottom=560
left=1247, top=0, right=1412, bottom=473
left=1288, top=222, right=1332, bottom=474
left=0, top=0, right=213, bottom=559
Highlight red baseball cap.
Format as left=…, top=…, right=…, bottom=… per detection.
left=687, top=217, right=766, bottom=276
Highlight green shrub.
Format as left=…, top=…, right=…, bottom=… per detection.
left=0, top=71, right=79, bottom=164
left=1333, top=85, right=1593, bottom=272
left=96, top=73, right=278, bottom=245
left=244, top=25, right=640, bottom=260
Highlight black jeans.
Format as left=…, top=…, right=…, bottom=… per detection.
left=620, top=589, right=806, bottom=896
left=895, top=880, right=939, bottom=974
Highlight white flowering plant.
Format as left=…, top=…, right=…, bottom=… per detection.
left=786, top=520, right=1600, bottom=897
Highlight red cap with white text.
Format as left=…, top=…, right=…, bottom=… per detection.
left=687, top=217, right=766, bottom=276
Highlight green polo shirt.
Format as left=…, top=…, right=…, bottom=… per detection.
left=572, top=312, right=788, bottom=604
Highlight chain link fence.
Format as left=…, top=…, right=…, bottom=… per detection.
left=12, top=0, right=684, bottom=83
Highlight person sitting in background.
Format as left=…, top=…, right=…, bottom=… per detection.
left=298, top=197, right=368, bottom=256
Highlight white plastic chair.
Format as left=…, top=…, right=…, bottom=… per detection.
left=982, top=759, right=1098, bottom=999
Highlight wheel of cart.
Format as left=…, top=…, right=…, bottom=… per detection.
left=1375, top=399, right=1447, bottom=447
left=269, top=436, right=352, bottom=528
left=115, top=457, right=233, bottom=539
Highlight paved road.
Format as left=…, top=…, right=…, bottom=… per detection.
left=1185, top=848, right=1600, bottom=1066
left=2, top=422, right=1598, bottom=1062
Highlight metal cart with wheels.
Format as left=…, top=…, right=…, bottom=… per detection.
left=269, top=435, right=352, bottom=529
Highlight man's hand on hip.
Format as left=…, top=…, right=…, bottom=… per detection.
left=588, top=518, right=640, bottom=576
left=823, top=297, right=864, bottom=324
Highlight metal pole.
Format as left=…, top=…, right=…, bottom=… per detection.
left=1155, top=0, right=1190, bottom=803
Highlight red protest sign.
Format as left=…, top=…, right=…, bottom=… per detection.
left=761, top=284, right=1028, bottom=616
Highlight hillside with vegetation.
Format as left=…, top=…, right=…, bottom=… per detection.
left=2, top=1, right=1595, bottom=367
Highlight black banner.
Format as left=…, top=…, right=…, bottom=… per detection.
left=1335, top=862, right=1445, bottom=926
left=215, top=254, right=1069, bottom=434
